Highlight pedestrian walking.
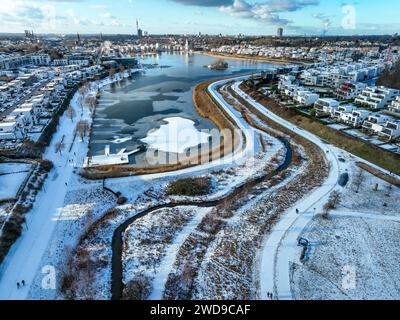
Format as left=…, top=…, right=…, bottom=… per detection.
left=17, top=282, right=20, bottom=289
left=22, top=280, right=25, bottom=286
left=296, top=208, right=299, bottom=214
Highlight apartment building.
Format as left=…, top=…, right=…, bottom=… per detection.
left=30, top=54, right=51, bottom=66
left=345, top=109, right=371, bottom=127
left=379, top=120, right=400, bottom=141
left=0, top=122, right=23, bottom=140
left=362, top=114, right=392, bottom=134
left=0, top=54, right=51, bottom=70
left=294, top=90, right=320, bottom=106
left=335, top=82, right=367, bottom=101
left=355, top=86, right=399, bottom=110
left=389, top=96, right=400, bottom=115
left=331, top=104, right=355, bottom=120
left=314, top=98, right=340, bottom=117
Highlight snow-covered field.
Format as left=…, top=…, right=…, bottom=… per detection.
left=292, top=163, right=400, bottom=300
left=0, top=163, right=32, bottom=200
left=122, top=206, right=211, bottom=300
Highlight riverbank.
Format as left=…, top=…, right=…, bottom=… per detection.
left=196, top=51, right=310, bottom=65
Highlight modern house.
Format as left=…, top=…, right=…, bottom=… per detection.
left=335, top=82, right=367, bottom=101
left=355, top=86, right=399, bottom=110
left=294, top=90, right=320, bottom=106
left=344, top=109, right=371, bottom=127
left=11, top=106, right=37, bottom=129
left=379, top=120, right=400, bottom=141
left=389, top=96, right=400, bottom=115
left=0, top=122, right=22, bottom=140
left=362, top=114, right=392, bottom=135
left=331, top=104, right=355, bottom=120
left=314, top=98, right=340, bottom=117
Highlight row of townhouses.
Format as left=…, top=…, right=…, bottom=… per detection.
left=0, top=64, right=104, bottom=143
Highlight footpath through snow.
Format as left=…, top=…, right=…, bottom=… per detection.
left=0, top=86, right=95, bottom=299
left=230, top=81, right=342, bottom=300
left=0, top=75, right=256, bottom=300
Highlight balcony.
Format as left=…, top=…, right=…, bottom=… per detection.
left=362, top=121, right=373, bottom=129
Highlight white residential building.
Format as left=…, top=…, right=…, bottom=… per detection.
left=389, top=96, right=400, bottom=114
left=335, top=82, right=367, bottom=100
left=355, top=86, right=399, bottom=110
left=379, top=120, right=400, bottom=141
left=331, top=104, right=355, bottom=120
left=30, top=54, right=51, bottom=66
left=0, top=122, right=22, bottom=140
left=53, top=59, right=69, bottom=66
left=11, top=107, right=36, bottom=129
left=345, top=109, right=371, bottom=127
left=294, top=90, right=320, bottom=106
left=314, top=98, right=340, bottom=117
left=362, top=114, right=392, bottom=134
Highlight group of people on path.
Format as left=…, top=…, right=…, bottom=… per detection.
left=16, top=280, right=26, bottom=289
left=266, top=292, right=274, bottom=300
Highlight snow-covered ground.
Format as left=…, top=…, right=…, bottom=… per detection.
left=141, top=117, right=211, bottom=154
left=0, top=74, right=119, bottom=300
left=291, top=163, right=400, bottom=300
left=122, top=206, right=212, bottom=300
left=231, top=79, right=400, bottom=301
left=0, top=163, right=32, bottom=200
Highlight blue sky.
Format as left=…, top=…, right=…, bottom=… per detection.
left=0, top=0, right=399, bottom=36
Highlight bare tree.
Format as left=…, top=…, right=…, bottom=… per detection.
left=55, top=141, right=65, bottom=155
left=85, top=96, right=97, bottom=116
left=329, top=190, right=342, bottom=209
left=77, top=94, right=84, bottom=112
left=109, top=68, right=116, bottom=80
left=79, top=81, right=89, bottom=96
left=76, top=120, right=90, bottom=141
left=119, top=65, right=125, bottom=80
left=385, top=182, right=393, bottom=197
left=66, top=106, right=76, bottom=122
left=352, top=168, right=365, bottom=193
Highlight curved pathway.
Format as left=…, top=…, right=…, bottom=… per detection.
left=110, top=78, right=294, bottom=299
left=230, top=82, right=341, bottom=300
left=0, top=76, right=253, bottom=300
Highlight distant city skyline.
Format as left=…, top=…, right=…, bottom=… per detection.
left=0, top=0, right=399, bottom=36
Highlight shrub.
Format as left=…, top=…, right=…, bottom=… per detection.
left=117, top=197, right=127, bottom=205
left=167, top=177, right=212, bottom=196
left=122, top=275, right=152, bottom=300
left=39, top=160, right=54, bottom=173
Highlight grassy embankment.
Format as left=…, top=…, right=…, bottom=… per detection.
left=239, top=82, right=400, bottom=176
left=81, top=79, right=242, bottom=180
left=196, top=51, right=314, bottom=65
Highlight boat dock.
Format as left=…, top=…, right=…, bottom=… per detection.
left=83, top=145, right=146, bottom=168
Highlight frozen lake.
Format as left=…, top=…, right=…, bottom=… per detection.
left=90, top=52, right=276, bottom=164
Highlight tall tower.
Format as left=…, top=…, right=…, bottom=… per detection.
left=136, top=19, right=143, bottom=38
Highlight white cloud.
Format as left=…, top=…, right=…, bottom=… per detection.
left=220, top=0, right=319, bottom=26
